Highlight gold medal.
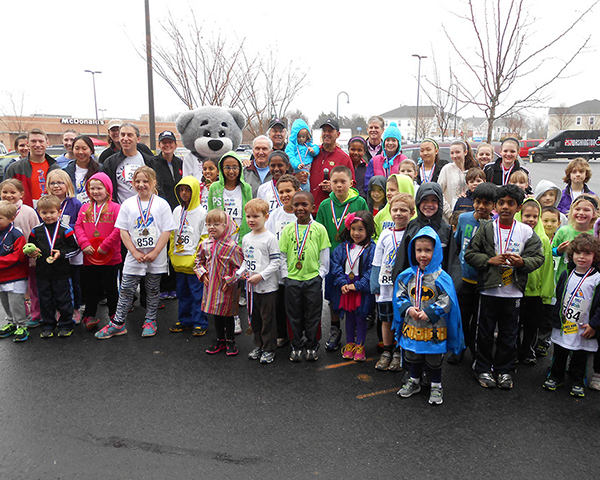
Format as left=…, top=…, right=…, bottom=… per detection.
left=177, top=236, right=184, bottom=245
left=142, top=228, right=149, bottom=236
left=93, top=230, right=100, bottom=237
left=348, top=272, right=355, bottom=281
left=296, top=261, right=302, bottom=270
left=46, top=256, right=55, bottom=264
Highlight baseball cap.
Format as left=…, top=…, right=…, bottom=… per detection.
left=107, top=119, right=123, bottom=130
left=320, top=118, right=340, bottom=131
left=268, top=118, right=287, bottom=130
left=158, top=130, right=177, bottom=142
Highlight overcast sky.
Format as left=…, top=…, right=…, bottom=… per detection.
left=2, top=0, right=598, bottom=126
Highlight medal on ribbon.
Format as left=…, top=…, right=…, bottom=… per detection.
left=330, top=200, right=350, bottom=232
left=93, top=201, right=105, bottom=238
left=44, top=223, right=60, bottom=264
left=294, top=220, right=312, bottom=269
left=345, top=243, right=366, bottom=282
left=137, top=194, right=154, bottom=237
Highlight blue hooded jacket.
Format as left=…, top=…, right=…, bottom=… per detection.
left=393, top=226, right=464, bottom=355
left=285, top=119, right=320, bottom=172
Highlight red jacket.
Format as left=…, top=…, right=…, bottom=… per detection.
left=0, top=227, right=27, bottom=285
left=4, top=155, right=60, bottom=207
left=309, top=146, right=355, bottom=209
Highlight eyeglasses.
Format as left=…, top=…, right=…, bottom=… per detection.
left=223, top=166, right=240, bottom=172
left=206, top=223, right=225, bottom=229
left=49, top=181, right=65, bottom=186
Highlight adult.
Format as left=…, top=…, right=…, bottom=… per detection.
left=5, top=128, right=60, bottom=207
left=437, top=140, right=477, bottom=220
left=54, top=129, right=78, bottom=168
left=268, top=118, right=287, bottom=152
left=309, top=118, right=355, bottom=209
left=150, top=130, right=183, bottom=211
left=415, top=138, right=448, bottom=185
left=101, top=122, right=154, bottom=204
left=348, top=136, right=368, bottom=199
left=0, top=135, right=28, bottom=182
left=365, top=116, right=385, bottom=161
left=64, top=135, right=101, bottom=203
left=486, top=137, right=530, bottom=186
left=244, top=135, right=273, bottom=197
left=99, top=119, right=153, bottom=164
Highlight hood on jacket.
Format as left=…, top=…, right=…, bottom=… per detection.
left=288, top=119, right=313, bottom=148
left=85, top=172, right=113, bottom=200
left=329, top=186, right=361, bottom=206
left=217, top=151, right=246, bottom=186
left=516, top=197, right=548, bottom=242
left=534, top=179, right=562, bottom=208
left=414, top=182, right=444, bottom=226
left=175, top=175, right=201, bottom=211
left=408, top=226, right=443, bottom=275
left=390, top=173, right=415, bottom=197
left=367, top=175, right=387, bottom=211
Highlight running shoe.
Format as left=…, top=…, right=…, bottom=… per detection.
left=141, top=320, right=157, bottom=337
left=95, top=322, right=127, bottom=339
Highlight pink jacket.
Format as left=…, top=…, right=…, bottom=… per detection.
left=74, top=172, right=122, bottom=266
left=371, top=152, right=408, bottom=177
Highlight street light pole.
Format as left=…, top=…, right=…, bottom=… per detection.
left=454, top=84, right=458, bottom=138
left=84, top=70, right=102, bottom=137
left=337, top=91, right=349, bottom=122
left=145, top=0, right=156, bottom=151
left=412, top=54, right=427, bottom=142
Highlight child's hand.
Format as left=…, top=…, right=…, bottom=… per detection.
left=221, top=283, right=233, bottom=292
left=26, top=247, right=42, bottom=259
left=298, top=163, right=305, bottom=170
left=488, top=254, right=507, bottom=266
left=407, top=307, right=421, bottom=320
left=82, top=245, right=95, bottom=256
left=416, top=310, right=430, bottom=322
left=557, top=241, right=570, bottom=254
left=142, top=249, right=159, bottom=263
left=308, top=147, right=314, bottom=155
left=97, top=246, right=107, bottom=255
left=132, top=250, right=145, bottom=263
left=341, top=284, right=355, bottom=294
left=201, top=273, right=209, bottom=286
left=581, top=324, right=596, bottom=339
left=505, top=253, right=524, bottom=268
left=50, top=249, right=61, bottom=260
left=247, top=273, right=263, bottom=286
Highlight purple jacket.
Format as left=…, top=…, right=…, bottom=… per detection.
left=557, top=185, right=595, bottom=214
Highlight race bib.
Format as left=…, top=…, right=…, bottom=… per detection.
left=244, top=249, right=262, bottom=273
left=275, top=220, right=291, bottom=240
left=132, top=225, right=157, bottom=249
left=379, top=262, right=394, bottom=286
left=124, top=164, right=141, bottom=183
left=76, top=191, right=89, bottom=204
left=174, top=225, right=196, bottom=255
left=223, top=196, right=242, bottom=221
left=61, top=214, right=71, bottom=226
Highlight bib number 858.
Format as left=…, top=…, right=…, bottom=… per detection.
left=137, top=236, right=155, bottom=248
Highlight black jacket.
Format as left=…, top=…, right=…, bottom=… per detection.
left=415, top=159, right=449, bottom=184
left=99, top=143, right=154, bottom=164
left=150, top=152, right=183, bottom=211
left=101, top=150, right=154, bottom=203
left=29, top=222, right=80, bottom=280
left=486, top=158, right=530, bottom=186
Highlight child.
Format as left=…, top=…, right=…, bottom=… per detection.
left=366, top=176, right=387, bottom=216
left=486, top=137, right=529, bottom=186
left=315, top=165, right=368, bottom=351
left=257, top=151, right=292, bottom=214
left=374, top=174, right=415, bottom=240
left=465, top=184, right=544, bottom=389
left=348, top=136, right=368, bottom=199
left=535, top=179, right=568, bottom=226
left=74, top=173, right=122, bottom=331
left=25, top=194, right=80, bottom=338
left=1, top=179, right=40, bottom=327
left=393, top=227, right=464, bottom=405
left=543, top=234, right=600, bottom=397
left=265, top=174, right=301, bottom=347
left=96, top=167, right=175, bottom=339
left=453, top=168, right=486, bottom=214
left=238, top=199, right=280, bottom=364
left=200, top=158, right=219, bottom=210
left=508, top=170, right=532, bottom=196
left=552, top=194, right=599, bottom=283
left=398, top=159, right=420, bottom=193
left=371, top=193, right=415, bottom=371
left=450, top=182, right=497, bottom=364
left=330, top=211, right=376, bottom=362
left=541, top=206, right=561, bottom=243
left=0, top=201, right=29, bottom=342
left=363, top=122, right=407, bottom=191
left=208, top=151, right=253, bottom=246
left=515, top=198, right=555, bottom=365
left=46, top=169, right=83, bottom=323
left=168, top=176, right=208, bottom=336
left=285, top=119, right=319, bottom=192
left=279, top=191, right=330, bottom=361
left=195, top=210, right=244, bottom=356
left=438, top=140, right=477, bottom=219
left=416, top=138, right=448, bottom=184
left=558, top=157, right=596, bottom=215
left=476, top=143, right=495, bottom=169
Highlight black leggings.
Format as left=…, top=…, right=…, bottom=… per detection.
left=214, top=315, right=234, bottom=340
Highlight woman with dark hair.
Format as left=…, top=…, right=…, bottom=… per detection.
left=63, top=135, right=101, bottom=203
left=415, top=138, right=448, bottom=185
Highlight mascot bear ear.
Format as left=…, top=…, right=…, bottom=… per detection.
left=176, top=110, right=196, bottom=135
left=228, top=109, right=246, bottom=131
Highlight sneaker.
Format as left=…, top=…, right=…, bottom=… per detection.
left=206, top=339, right=226, bottom=354
left=589, top=373, right=600, bottom=391
left=535, top=342, right=550, bottom=357
left=446, top=351, right=464, bottom=365
left=570, top=385, right=585, bottom=397
left=477, top=372, right=497, bottom=388
left=375, top=351, right=393, bottom=371
left=353, top=344, right=366, bottom=362
left=289, top=348, right=303, bottom=362
left=260, top=351, right=275, bottom=364
left=239, top=295, right=247, bottom=307
left=248, top=347, right=262, bottom=360
left=40, top=330, right=54, bottom=339
left=168, top=291, right=178, bottom=300
left=57, top=328, right=74, bottom=338
left=83, top=317, right=100, bottom=332
left=26, top=318, right=40, bottom=329
left=306, top=348, right=319, bottom=362
left=542, top=378, right=562, bottom=391
left=141, top=320, right=157, bottom=337
left=497, top=373, right=514, bottom=390
left=276, top=337, right=288, bottom=348
left=429, top=385, right=444, bottom=405
left=325, top=325, right=342, bottom=351
left=226, top=340, right=238, bottom=356
left=169, top=322, right=190, bottom=333
left=0, top=323, right=17, bottom=338
left=521, top=356, right=537, bottom=366
left=73, top=309, right=81, bottom=325
left=159, top=292, right=170, bottom=300
left=234, top=316, right=242, bottom=335
left=341, top=342, right=356, bottom=360
left=95, top=322, right=127, bottom=339
left=12, top=326, right=28, bottom=342
left=192, top=326, right=207, bottom=336
left=388, top=351, right=403, bottom=372
left=398, top=379, right=422, bottom=398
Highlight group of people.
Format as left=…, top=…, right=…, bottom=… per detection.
left=0, top=115, right=599, bottom=407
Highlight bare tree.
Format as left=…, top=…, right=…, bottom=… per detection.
left=551, top=103, right=572, bottom=131
left=443, top=0, right=596, bottom=142
left=506, top=113, right=527, bottom=139
left=0, top=91, right=35, bottom=134
left=286, top=109, right=310, bottom=127
left=529, top=116, right=548, bottom=138
left=412, top=115, right=434, bottom=140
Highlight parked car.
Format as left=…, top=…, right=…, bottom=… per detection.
left=519, top=139, right=543, bottom=158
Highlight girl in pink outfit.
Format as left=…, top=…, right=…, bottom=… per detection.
left=363, top=122, right=408, bottom=192
left=1, top=179, right=41, bottom=327
left=74, top=172, right=122, bottom=331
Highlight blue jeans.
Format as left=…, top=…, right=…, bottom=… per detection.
left=177, top=272, right=208, bottom=328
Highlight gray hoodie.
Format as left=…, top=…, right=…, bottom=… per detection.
left=534, top=179, right=568, bottom=225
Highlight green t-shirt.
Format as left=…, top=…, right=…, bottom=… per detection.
left=551, top=224, right=594, bottom=282
left=279, top=221, right=331, bottom=281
